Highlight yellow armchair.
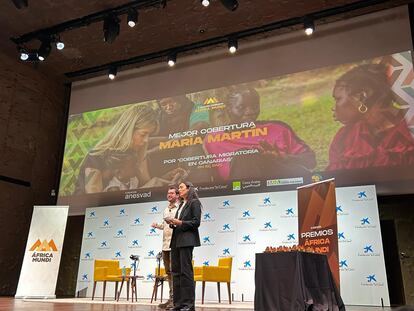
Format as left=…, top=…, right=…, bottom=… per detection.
left=92, top=260, right=131, bottom=301
left=194, top=257, right=233, bottom=304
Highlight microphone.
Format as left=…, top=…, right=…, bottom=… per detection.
left=130, top=254, right=139, bottom=261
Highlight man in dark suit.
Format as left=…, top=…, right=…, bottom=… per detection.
left=166, top=181, right=201, bottom=311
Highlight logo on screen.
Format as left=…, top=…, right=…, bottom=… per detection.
left=232, top=181, right=241, bottom=191
left=203, top=97, right=218, bottom=105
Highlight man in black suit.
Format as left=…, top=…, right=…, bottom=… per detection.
left=166, top=181, right=201, bottom=311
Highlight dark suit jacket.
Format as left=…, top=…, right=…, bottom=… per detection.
left=170, top=199, right=201, bottom=248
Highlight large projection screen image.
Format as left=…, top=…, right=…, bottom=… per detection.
left=58, top=7, right=414, bottom=211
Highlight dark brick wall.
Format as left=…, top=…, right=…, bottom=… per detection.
left=379, top=195, right=414, bottom=305
left=0, top=51, right=66, bottom=296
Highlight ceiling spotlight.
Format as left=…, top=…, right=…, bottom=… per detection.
left=167, top=54, right=176, bottom=67
left=18, top=47, right=29, bottom=61
left=228, top=38, right=238, bottom=54
left=103, top=15, right=120, bottom=43
left=20, top=51, right=29, bottom=61
left=201, top=0, right=210, bottom=7
left=108, top=66, right=117, bottom=80
left=56, top=38, right=65, bottom=50
left=220, top=0, right=238, bottom=11
left=38, top=39, right=51, bottom=61
left=304, top=17, right=315, bottom=36
left=127, top=8, right=138, bottom=28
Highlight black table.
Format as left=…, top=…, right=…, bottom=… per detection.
left=254, top=252, right=345, bottom=311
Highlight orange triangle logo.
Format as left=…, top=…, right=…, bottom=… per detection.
left=29, top=239, right=58, bottom=251
left=203, top=97, right=218, bottom=105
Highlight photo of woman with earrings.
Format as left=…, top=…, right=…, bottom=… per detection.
left=327, top=63, right=414, bottom=171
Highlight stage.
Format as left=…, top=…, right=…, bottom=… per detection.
left=0, top=297, right=401, bottom=311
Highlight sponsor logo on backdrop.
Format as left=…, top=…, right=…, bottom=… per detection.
left=202, top=212, right=215, bottom=222
left=220, top=248, right=232, bottom=257
left=99, top=240, right=110, bottom=249
left=338, top=232, right=352, bottom=243
left=219, top=200, right=235, bottom=209
left=219, top=223, right=235, bottom=233
left=112, top=251, right=124, bottom=260
left=203, top=260, right=210, bottom=266
left=124, top=190, right=151, bottom=200
left=100, top=218, right=112, bottom=229
left=128, top=239, right=142, bottom=248
left=281, top=207, right=296, bottom=218
left=147, top=205, right=161, bottom=215
left=143, top=273, right=156, bottom=283
left=282, top=233, right=297, bottom=244
left=238, top=210, right=255, bottom=220
left=258, top=196, right=276, bottom=208
left=339, top=259, right=355, bottom=272
left=358, top=245, right=380, bottom=257
left=239, top=259, right=254, bottom=271
left=352, top=190, right=373, bottom=202
left=132, top=217, right=144, bottom=226
left=232, top=181, right=241, bottom=191
left=80, top=273, right=89, bottom=283
left=85, top=231, right=95, bottom=239
left=202, top=236, right=215, bottom=246
left=130, top=261, right=141, bottom=272
left=29, top=239, right=58, bottom=263
left=88, top=211, right=97, bottom=218
left=259, top=221, right=277, bottom=232
left=117, top=208, right=128, bottom=217
left=146, top=227, right=160, bottom=237
left=238, top=234, right=256, bottom=245
left=82, top=252, right=93, bottom=261
left=336, top=205, right=349, bottom=216
left=114, top=228, right=126, bottom=239
left=144, top=250, right=157, bottom=259
left=266, top=177, right=303, bottom=187
left=355, top=217, right=376, bottom=229
left=361, top=274, right=384, bottom=287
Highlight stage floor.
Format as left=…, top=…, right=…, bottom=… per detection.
left=0, top=297, right=403, bottom=311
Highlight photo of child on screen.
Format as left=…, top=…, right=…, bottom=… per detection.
left=327, top=63, right=414, bottom=171
left=203, top=87, right=316, bottom=181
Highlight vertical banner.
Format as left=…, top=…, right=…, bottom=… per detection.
left=297, top=179, right=340, bottom=290
left=15, top=206, right=69, bottom=299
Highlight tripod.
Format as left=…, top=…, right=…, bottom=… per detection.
left=151, top=251, right=167, bottom=303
